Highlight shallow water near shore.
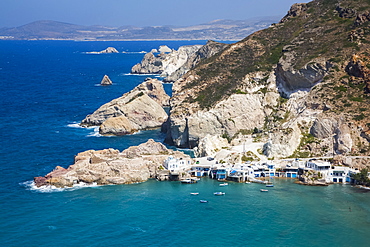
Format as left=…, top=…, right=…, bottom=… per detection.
left=1, top=40, right=370, bottom=246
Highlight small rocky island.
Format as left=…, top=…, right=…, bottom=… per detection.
left=100, top=75, right=112, bottom=85
left=34, top=139, right=191, bottom=188
left=86, top=47, right=119, bottom=54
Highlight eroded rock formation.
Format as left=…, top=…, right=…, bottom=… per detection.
left=131, top=41, right=228, bottom=82
left=100, top=75, right=112, bottom=85
left=81, top=78, right=169, bottom=135
left=33, top=139, right=191, bottom=188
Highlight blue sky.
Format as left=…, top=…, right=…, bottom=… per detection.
left=0, top=0, right=308, bottom=27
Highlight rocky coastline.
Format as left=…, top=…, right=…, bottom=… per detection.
left=34, top=0, right=370, bottom=189
left=131, top=41, right=229, bottom=82
left=34, top=139, right=191, bottom=188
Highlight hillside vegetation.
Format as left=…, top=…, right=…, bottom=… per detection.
left=168, top=0, right=370, bottom=158
left=183, top=0, right=370, bottom=110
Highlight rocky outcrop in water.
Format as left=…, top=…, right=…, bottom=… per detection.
left=33, top=139, right=191, bottom=188
left=131, top=52, right=167, bottom=74
left=100, top=75, right=112, bottom=85
left=87, top=47, right=119, bottom=54
left=131, top=45, right=202, bottom=76
left=81, top=78, right=169, bottom=135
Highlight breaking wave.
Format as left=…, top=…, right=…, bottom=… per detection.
left=21, top=181, right=101, bottom=193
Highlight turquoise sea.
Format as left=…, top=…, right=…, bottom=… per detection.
left=1, top=40, right=370, bottom=247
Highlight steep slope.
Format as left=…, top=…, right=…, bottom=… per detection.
left=166, top=0, right=370, bottom=158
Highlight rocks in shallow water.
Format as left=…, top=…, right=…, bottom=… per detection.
left=100, top=75, right=112, bottom=85
left=33, top=139, right=191, bottom=188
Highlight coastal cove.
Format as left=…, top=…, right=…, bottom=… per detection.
left=1, top=40, right=370, bottom=246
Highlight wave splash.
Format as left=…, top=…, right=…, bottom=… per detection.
left=21, top=181, right=100, bottom=193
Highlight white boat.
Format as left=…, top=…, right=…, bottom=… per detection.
left=266, top=184, right=274, bottom=187
left=190, top=192, right=199, bottom=195
left=200, top=200, right=208, bottom=203
left=181, top=179, right=197, bottom=184
left=214, top=192, right=225, bottom=196
left=260, top=189, right=268, bottom=192
left=219, top=183, right=228, bottom=186
left=245, top=182, right=251, bottom=184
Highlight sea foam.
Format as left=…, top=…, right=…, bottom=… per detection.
left=21, top=180, right=100, bottom=193
left=86, top=126, right=101, bottom=137
left=67, top=122, right=83, bottom=128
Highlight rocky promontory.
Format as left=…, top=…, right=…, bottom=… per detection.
left=81, top=78, right=170, bottom=135
left=131, top=42, right=228, bottom=82
left=131, top=45, right=202, bottom=77
left=34, top=139, right=191, bottom=188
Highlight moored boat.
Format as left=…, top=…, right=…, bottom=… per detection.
left=219, top=183, right=228, bottom=186
left=214, top=192, right=225, bottom=196
left=260, top=189, right=268, bottom=192
left=266, top=184, right=274, bottom=187
left=181, top=178, right=197, bottom=184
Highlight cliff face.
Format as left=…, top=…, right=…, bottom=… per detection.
left=163, top=41, right=229, bottom=82
left=131, top=41, right=228, bottom=82
left=165, top=0, right=370, bottom=158
left=81, top=78, right=169, bottom=135
left=33, top=139, right=191, bottom=188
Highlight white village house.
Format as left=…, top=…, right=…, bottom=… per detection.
left=163, top=156, right=192, bottom=173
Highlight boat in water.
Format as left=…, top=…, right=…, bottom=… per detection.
left=260, top=189, right=269, bottom=192
left=181, top=178, right=198, bottom=184
left=200, top=200, right=208, bottom=203
left=266, top=184, right=274, bottom=187
left=190, top=192, right=199, bottom=195
left=219, top=183, right=228, bottom=186
left=214, top=192, right=225, bottom=196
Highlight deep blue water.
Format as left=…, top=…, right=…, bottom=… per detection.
left=1, top=40, right=370, bottom=247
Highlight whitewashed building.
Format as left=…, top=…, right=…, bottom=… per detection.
left=164, top=156, right=192, bottom=173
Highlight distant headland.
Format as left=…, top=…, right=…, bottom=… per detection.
left=0, top=17, right=279, bottom=41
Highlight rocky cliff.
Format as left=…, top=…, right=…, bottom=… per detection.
left=163, top=41, right=229, bottom=82
left=164, top=0, right=370, bottom=159
left=33, top=139, right=191, bottom=188
left=131, top=41, right=228, bottom=82
left=81, top=78, right=169, bottom=135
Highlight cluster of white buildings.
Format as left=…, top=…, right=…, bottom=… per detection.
left=163, top=156, right=363, bottom=184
